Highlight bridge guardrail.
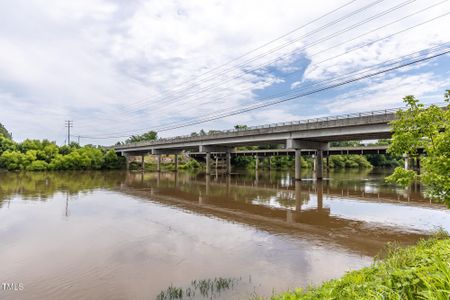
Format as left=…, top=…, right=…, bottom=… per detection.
left=114, top=103, right=445, bottom=149
left=114, top=107, right=399, bottom=149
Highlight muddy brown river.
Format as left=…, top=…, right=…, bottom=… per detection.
left=0, top=169, right=449, bottom=299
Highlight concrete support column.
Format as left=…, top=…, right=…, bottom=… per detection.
left=205, top=174, right=210, bottom=197
left=403, top=154, right=411, bottom=170
left=124, top=154, right=130, bottom=171
left=215, top=156, right=218, bottom=171
left=268, top=156, right=271, bottom=171
left=157, top=154, right=161, bottom=172
left=174, top=154, right=178, bottom=172
left=141, top=155, right=145, bottom=171
left=205, top=152, right=211, bottom=175
left=314, top=150, right=323, bottom=180
left=226, top=151, right=232, bottom=174
left=317, top=180, right=323, bottom=210
left=326, top=156, right=330, bottom=169
left=294, top=149, right=302, bottom=181
left=416, top=156, right=421, bottom=174
left=255, top=156, right=259, bottom=171
left=295, top=181, right=302, bottom=211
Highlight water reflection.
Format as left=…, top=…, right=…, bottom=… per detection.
left=0, top=169, right=449, bottom=300
left=123, top=170, right=449, bottom=258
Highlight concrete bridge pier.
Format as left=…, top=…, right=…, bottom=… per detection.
left=295, top=149, right=302, bottom=181
left=314, top=150, right=323, bottom=180
left=174, top=154, right=178, bottom=172
left=123, top=153, right=130, bottom=171
left=317, top=180, right=323, bottom=209
left=255, top=156, right=259, bottom=171
left=226, top=150, right=232, bottom=174
left=205, top=152, right=211, bottom=175
left=287, top=139, right=328, bottom=181
left=141, top=155, right=145, bottom=172
left=415, top=156, right=421, bottom=174
left=295, top=181, right=302, bottom=211
left=157, top=154, right=161, bottom=172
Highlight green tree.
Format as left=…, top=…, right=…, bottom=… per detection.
left=125, top=131, right=157, bottom=143
left=0, top=122, right=12, bottom=139
left=0, top=135, right=16, bottom=154
left=234, top=124, right=248, bottom=130
left=330, top=140, right=362, bottom=147
left=386, top=91, right=450, bottom=206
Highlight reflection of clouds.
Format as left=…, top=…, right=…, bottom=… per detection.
left=326, top=196, right=450, bottom=232
left=0, top=190, right=371, bottom=299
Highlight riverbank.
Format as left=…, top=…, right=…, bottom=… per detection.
left=267, top=235, right=450, bottom=300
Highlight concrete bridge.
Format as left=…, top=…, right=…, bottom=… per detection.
left=115, top=107, right=398, bottom=180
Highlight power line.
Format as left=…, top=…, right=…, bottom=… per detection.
left=75, top=0, right=386, bottom=121
left=75, top=8, right=450, bottom=136
left=76, top=46, right=449, bottom=140
left=76, top=43, right=449, bottom=138
left=76, top=0, right=423, bottom=128
left=123, top=5, right=449, bottom=122
left=149, top=48, right=450, bottom=133
left=92, top=0, right=362, bottom=113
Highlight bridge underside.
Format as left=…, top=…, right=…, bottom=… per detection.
left=114, top=112, right=397, bottom=180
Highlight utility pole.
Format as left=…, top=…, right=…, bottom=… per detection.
left=65, top=120, right=73, bottom=145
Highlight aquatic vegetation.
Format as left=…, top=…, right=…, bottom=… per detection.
left=267, top=236, right=450, bottom=300
left=156, top=277, right=240, bottom=300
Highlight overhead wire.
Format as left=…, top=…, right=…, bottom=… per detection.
left=75, top=0, right=424, bottom=128
left=75, top=5, right=449, bottom=132
left=74, top=44, right=450, bottom=139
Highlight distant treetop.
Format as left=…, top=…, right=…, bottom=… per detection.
left=123, top=131, right=158, bottom=144
left=0, top=122, right=12, bottom=139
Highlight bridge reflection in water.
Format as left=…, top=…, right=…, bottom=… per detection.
left=123, top=169, right=445, bottom=257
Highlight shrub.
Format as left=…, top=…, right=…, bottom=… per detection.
left=27, top=160, right=48, bottom=171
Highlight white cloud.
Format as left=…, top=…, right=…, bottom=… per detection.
left=325, top=73, right=448, bottom=113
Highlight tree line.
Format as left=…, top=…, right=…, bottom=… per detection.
left=0, top=135, right=124, bottom=171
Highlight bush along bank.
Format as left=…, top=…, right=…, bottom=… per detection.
left=0, top=136, right=124, bottom=171
left=232, top=154, right=372, bottom=170
left=267, top=235, right=450, bottom=300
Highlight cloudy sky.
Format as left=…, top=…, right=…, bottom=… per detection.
left=0, top=0, right=449, bottom=145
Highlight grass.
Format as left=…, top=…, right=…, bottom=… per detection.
left=156, top=277, right=240, bottom=300
left=267, top=234, right=450, bottom=300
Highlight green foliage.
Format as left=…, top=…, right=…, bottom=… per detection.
left=0, top=135, right=16, bottom=153
left=0, top=137, right=124, bottom=171
left=269, top=236, right=450, bottom=300
left=27, top=160, right=49, bottom=171
left=328, top=155, right=372, bottom=169
left=330, top=140, right=362, bottom=147
left=157, top=277, right=240, bottom=300
left=234, top=124, right=248, bottom=130
left=386, top=167, right=417, bottom=186
left=365, top=154, right=401, bottom=168
left=123, top=130, right=158, bottom=144
left=179, top=159, right=201, bottom=170
left=387, top=91, right=450, bottom=205
left=0, top=122, right=12, bottom=139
